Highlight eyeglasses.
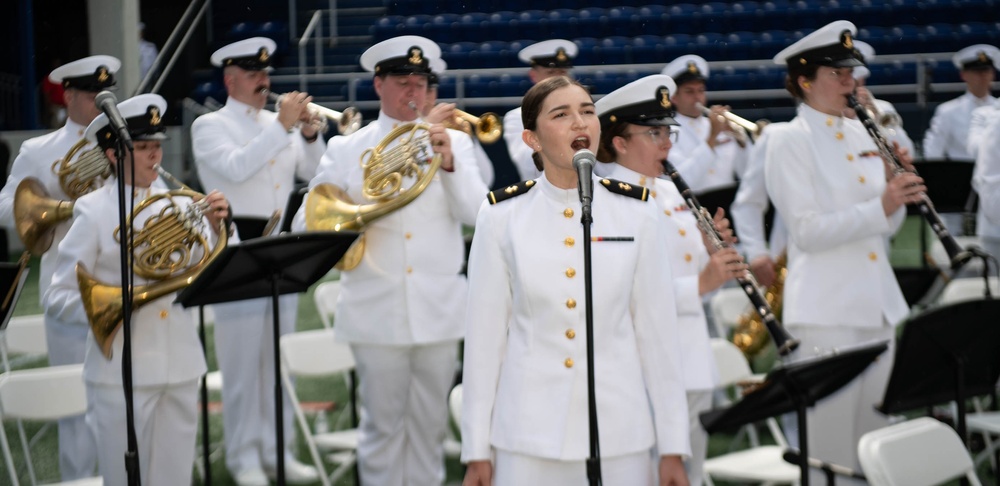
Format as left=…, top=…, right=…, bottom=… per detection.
left=624, top=128, right=679, bottom=144
left=824, top=68, right=855, bottom=80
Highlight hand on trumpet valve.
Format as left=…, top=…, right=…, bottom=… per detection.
left=423, top=102, right=456, bottom=125
left=882, top=172, right=926, bottom=215
left=276, top=90, right=313, bottom=131
left=427, top=124, right=454, bottom=171
left=193, top=189, right=232, bottom=235
left=707, top=105, right=733, bottom=134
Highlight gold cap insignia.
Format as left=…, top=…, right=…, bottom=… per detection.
left=842, top=31, right=854, bottom=49
left=104, top=132, right=112, bottom=140
left=149, top=106, right=161, bottom=126
left=97, top=67, right=109, bottom=83
left=979, top=51, right=988, bottom=63
left=259, top=47, right=269, bottom=63
left=609, top=115, right=617, bottom=122
left=659, top=87, right=672, bottom=108
left=556, top=47, right=568, bottom=62
left=687, top=61, right=699, bottom=74
left=799, top=57, right=807, bottom=65
left=409, top=47, right=423, bottom=65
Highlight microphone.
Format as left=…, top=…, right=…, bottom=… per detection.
left=95, top=91, right=132, bottom=150
left=572, top=148, right=596, bottom=207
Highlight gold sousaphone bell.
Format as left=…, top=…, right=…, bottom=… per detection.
left=305, top=123, right=442, bottom=270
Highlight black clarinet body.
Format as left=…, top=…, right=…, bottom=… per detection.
left=846, top=94, right=970, bottom=268
left=662, top=160, right=800, bottom=357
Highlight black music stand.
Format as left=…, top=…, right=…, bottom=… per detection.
left=279, top=183, right=309, bottom=234
left=909, top=159, right=975, bottom=260
left=701, top=340, right=889, bottom=486
left=177, top=231, right=358, bottom=485
left=232, top=216, right=271, bottom=242
left=877, top=298, right=1000, bottom=443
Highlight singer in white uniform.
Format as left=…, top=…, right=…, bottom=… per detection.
left=295, top=35, right=487, bottom=485
left=0, top=55, right=120, bottom=481
left=922, top=44, right=999, bottom=160
left=462, top=76, right=690, bottom=486
left=662, top=55, right=748, bottom=191
left=596, top=74, right=749, bottom=486
left=503, top=39, right=578, bottom=181
left=44, top=94, right=231, bottom=486
left=190, top=37, right=324, bottom=486
left=766, top=21, right=919, bottom=483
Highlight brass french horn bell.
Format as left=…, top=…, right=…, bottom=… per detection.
left=14, top=178, right=75, bottom=256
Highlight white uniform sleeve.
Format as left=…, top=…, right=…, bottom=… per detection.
left=974, top=117, right=1000, bottom=227
left=730, top=135, right=772, bottom=260
left=922, top=105, right=947, bottom=159
left=0, top=142, right=41, bottom=228
left=460, top=201, right=511, bottom=462
left=671, top=131, right=720, bottom=191
left=503, top=109, right=537, bottom=180
left=439, top=130, right=489, bottom=225
left=42, top=199, right=98, bottom=328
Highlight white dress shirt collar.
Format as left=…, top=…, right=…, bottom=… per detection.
left=225, top=96, right=263, bottom=121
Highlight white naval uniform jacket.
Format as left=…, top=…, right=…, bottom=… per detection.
left=461, top=175, right=690, bottom=462
left=764, top=104, right=909, bottom=328
left=923, top=91, right=996, bottom=160
left=596, top=163, right=719, bottom=391
left=191, top=97, right=324, bottom=221
left=968, top=99, right=1000, bottom=159
left=671, top=113, right=748, bottom=191
left=0, top=120, right=91, bottom=335
left=973, top=114, right=1000, bottom=239
left=302, top=111, right=487, bottom=345
left=43, top=183, right=211, bottom=386
left=502, top=107, right=539, bottom=180
left=731, top=122, right=791, bottom=262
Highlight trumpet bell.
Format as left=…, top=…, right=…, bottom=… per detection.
left=14, top=178, right=75, bottom=256
left=451, top=110, right=503, bottom=144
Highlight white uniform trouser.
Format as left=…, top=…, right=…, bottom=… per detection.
left=785, top=325, right=895, bottom=486
left=213, top=294, right=298, bottom=475
left=45, top=318, right=98, bottom=481
left=88, top=379, right=199, bottom=486
left=351, top=340, right=458, bottom=486
left=494, top=449, right=653, bottom=485
left=685, top=390, right=713, bottom=486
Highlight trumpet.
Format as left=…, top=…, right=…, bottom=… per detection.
left=447, top=109, right=502, bottom=144
left=264, top=90, right=362, bottom=135
left=696, top=103, right=761, bottom=146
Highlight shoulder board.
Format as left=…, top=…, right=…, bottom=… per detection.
left=599, top=178, right=649, bottom=201
left=487, top=180, right=536, bottom=205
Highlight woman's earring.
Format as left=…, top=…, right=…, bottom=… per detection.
left=802, top=81, right=811, bottom=88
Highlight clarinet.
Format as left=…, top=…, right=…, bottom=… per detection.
left=846, top=94, right=970, bottom=269
left=662, top=160, right=800, bottom=357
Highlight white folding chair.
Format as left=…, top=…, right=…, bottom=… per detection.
left=1, top=315, right=48, bottom=372
left=0, top=364, right=102, bottom=486
left=937, top=276, right=999, bottom=305
left=280, top=329, right=358, bottom=486
left=703, top=339, right=800, bottom=486
left=312, top=281, right=341, bottom=329
left=929, top=236, right=984, bottom=273
left=709, top=287, right=751, bottom=337
left=858, top=417, right=981, bottom=486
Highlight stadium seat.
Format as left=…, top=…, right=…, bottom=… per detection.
left=573, top=38, right=600, bottom=66
left=667, top=4, right=698, bottom=34
left=695, top=32, right=726, bottom=60
left=456, top=12, right=490, bottom=43
left=516, top=10, right=549, bottom=42
left=635, top=4, right=668, bottom=32
left=402, top=14, right=432, bottom=37
left=577, top=7, right=609, bottom=38
left=632, top=35, right=665, bottom=61
left=430, top=13, right=460, bottom=43
left=228, top=22, right=260, bottom=41
left=663, top=33, right=694, bottom=59
left=488, top=11, right=518, bottom=41
left=373, top=16, right=404, bottom=41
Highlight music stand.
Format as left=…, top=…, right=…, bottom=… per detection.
left=877, top=298, right=1000, bottom=443
left=232, top=216, right=271, bottom=242
left=176, top=231, right=358, bottom=485
left=279, top=183, right=309, bottom=234
left=701, top=340, right=889, bottom=486
left=909, top=159, right=975, bottom=260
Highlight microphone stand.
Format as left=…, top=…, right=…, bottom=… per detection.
left=113, top=138, right=141, bottom=486
left=579, top=178, right=602, bottom=486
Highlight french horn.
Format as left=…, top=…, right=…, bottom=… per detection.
left=14, top=139, right=112, bottom=255
left=305, top=123, right=442, bottom=270
left=78, top=172, right=228, bottom=359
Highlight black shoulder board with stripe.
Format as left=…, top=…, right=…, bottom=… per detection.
left=599, top=178, right=649, bottom=201
left=487, top=180, right=536, bottom=204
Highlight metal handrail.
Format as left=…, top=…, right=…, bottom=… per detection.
left=135, top=0, right=211, bottom=96
left=299, top=10, right=324, bottom=92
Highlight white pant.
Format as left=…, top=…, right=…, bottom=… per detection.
left=45, top=319, right=98, bottom=481
left=88, top=380, right=199, bottom=486
left=351, top=341, right=458, bottom=486
left=786, top=325, right=894, bottom=486
left=494, top=449, right=653, bottom=486
left=685, top=390, right=713, bottom=486
left=213, top=294, right=298, bottom=475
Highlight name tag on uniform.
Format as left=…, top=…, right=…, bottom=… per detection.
left=591, top=236, right=635, bottom=242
